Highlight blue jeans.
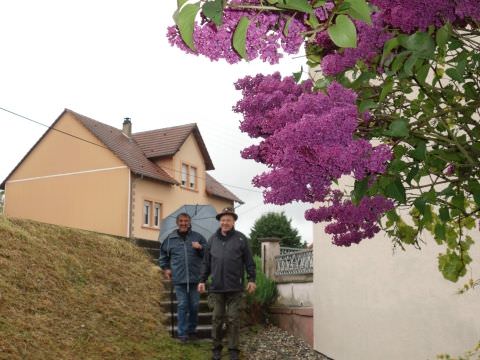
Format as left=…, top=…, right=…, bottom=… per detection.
left=174, top=284, right=200, bottom=338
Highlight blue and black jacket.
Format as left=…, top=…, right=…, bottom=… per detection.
left=159, top=229, right=207, bottom=285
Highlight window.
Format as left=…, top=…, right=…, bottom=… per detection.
left=189, top=166, right=197, bottom=189
left=181, top=163, right=198, bottom=190
left=154, top=203, right=161, bottom=227
left=144, top=200, right=162, bottom=228
left=181, top=164, right=188, bottom=186
left=144, top=201, right=152, bottom=226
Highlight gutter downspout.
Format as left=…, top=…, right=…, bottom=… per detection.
left=127, top=171, right=132, bottom=237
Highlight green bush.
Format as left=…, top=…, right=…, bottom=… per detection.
left=244, top=256, right=278, bottom=323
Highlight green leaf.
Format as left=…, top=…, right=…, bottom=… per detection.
left=233, top=16, right=250, bottom=59
left=327, top=15, right=357, bottom=48
left=414, top=197, right=427, bottom=215
left=312, top=0, right=326, bottom=7
left=381, top=37, right=400, bottom=64
left=283, top=16, right=294, bottom=36
left=308, top=12, right=320, bottom=28
left=464, top=82, right=477, bottom=100
left=451, top=193, right=465, bottom=211
left=386, top=119, right=409, bottom=138
left=434, top=223, right=446, bottom=241
left=202, top=0, right=224, bottom=26
left=436, top=23, right=450, bottom=48
left=403, top=53, right=418, bottom=76
left=439, top=207, right=450, bottom=222
left=293, top=66, right=303, bottom=83
left=358, top=99, right=376, bottom=113
left=277, top=0, right=313, bottom=13
left=174, top=2, right=201, bottom=51
left=416, top=62, right=430, bottom=85
left=411, top=141, right=426, bottom=160
left=390, top=51, right=410, bottom=73
left=385, top=178, right=406, bottom=203
left=351, top=177, right=369, bottom=205
left=445, top=68, right=463, bottom=82
left=379, top=77, right=393, bottom=102
left=406, top=165, right=419, bottom=185
left=346, top=0, right=371, bottom=24
left=177, top=0, right=189, bottom=9
left=402, top=32, right=435, bottom=59
left=438, top=252, right=466, bottom=282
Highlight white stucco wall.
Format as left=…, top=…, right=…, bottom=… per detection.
left=276, top=282, right=314, bottom=307
left=313, top=225, right=480, bottom=360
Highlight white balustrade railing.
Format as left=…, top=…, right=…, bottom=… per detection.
left=275, top=248, right=313, bottom=276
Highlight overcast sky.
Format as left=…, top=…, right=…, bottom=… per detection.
left=0, top=0, right=313, bottom=243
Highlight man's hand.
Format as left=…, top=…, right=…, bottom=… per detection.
left=246, top=282, right=256, bottom=294
left=192, top=241, right=202, bottom=250
left=163, top=269, right=172, bottom=280
left=198, top=283, right=206, bottom=293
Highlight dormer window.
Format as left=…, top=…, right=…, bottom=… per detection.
left=181, top=164, right=188, bottom=186
left=189, top=166, right=197, bottom=189
left=180, top=163, right=198, bottom=191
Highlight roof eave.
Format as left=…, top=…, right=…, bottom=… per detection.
left=206, top=190, right=244, bottom=205
left=0, top=109, right=69, bottom=191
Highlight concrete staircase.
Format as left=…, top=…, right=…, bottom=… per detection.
left=134, top=238, right=160, bottom=259
left=133, top=238, right=212, bottom=339
left=160, top=284, right=212, bottom=339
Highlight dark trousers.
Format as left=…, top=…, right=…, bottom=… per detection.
left=210, top=292, right=243, bottom=351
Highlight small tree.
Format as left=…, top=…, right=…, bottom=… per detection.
left=249, top=212, right=304, bottom=256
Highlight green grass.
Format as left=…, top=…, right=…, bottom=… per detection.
left=0, top=216, right=211, bottom=359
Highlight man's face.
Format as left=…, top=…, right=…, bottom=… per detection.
left=176, top=215, right=191, bottom=232
left=220, top=215, right=235, bottom=233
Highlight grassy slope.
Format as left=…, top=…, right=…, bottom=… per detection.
left=0, top=216, right=210, bottom=360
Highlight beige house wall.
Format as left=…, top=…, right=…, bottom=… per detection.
left=313, top=223, right=480, bottom=360
left=132, top=134, right=233, bottom=241
left=4, top=112, right=130, bottom=237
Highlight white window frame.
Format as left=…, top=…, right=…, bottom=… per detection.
left=143, top=200, right=152, bottom=226
left=153, top=202, right=161, bottom=228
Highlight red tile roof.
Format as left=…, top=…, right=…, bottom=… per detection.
left=69, top=110, right=178, bottom=184
left=206, top=173, right=244, bottom=204
left=1, top=109, right=243, bottom=204
left=133, top=124, right=214, bottom=170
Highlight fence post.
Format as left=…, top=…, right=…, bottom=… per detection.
left=260, top=237, right=280, bottom=279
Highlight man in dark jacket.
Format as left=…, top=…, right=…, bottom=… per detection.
left=198, top=207, right=256, bottom=360
left=159, top=213, right=207, bottom=342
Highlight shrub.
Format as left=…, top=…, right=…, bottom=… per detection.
left=244, top=256, right=278, bottom=324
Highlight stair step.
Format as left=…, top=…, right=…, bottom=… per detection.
left=135, top=238, right=161, bottom=249
left=166, top=324, right=212, bottom=339
left=161, top=300, right=210, bottom=312
left=169, top=312, right=212, bottom=325
left=144, top=248, right=160, bottom=259
left=162, top=290, right=209, bottom=299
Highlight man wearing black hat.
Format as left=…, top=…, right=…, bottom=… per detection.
left=198, top=207, right=256, bottom=360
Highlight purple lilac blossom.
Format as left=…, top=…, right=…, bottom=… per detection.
left=167, top=6, right=306, bottom=64
left=234, top=73, right=392, bottom=245
left=321, top=14, right=391, bottom=76
left=305, top=194, right=394, bottom=246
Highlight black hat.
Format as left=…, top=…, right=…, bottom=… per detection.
left=216, top=207, right=238, bottom=221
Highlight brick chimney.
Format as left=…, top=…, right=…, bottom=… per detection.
left=122, top=117, right=132, bottom=137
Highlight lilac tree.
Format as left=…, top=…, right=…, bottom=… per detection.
left=169, top=0, right=480, bottom=283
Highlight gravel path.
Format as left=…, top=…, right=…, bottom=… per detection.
left=239, top=325, right=329, bottom=360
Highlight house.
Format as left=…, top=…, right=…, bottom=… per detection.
left=312, top=218, right=480, bottom=359
left=0, top=109, right=243, bottom=240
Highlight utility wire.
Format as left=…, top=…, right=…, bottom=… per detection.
left=0, top=106, right=264, bottom=195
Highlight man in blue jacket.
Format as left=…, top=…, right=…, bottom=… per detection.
left=159, top=213, right=207, bottom=342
